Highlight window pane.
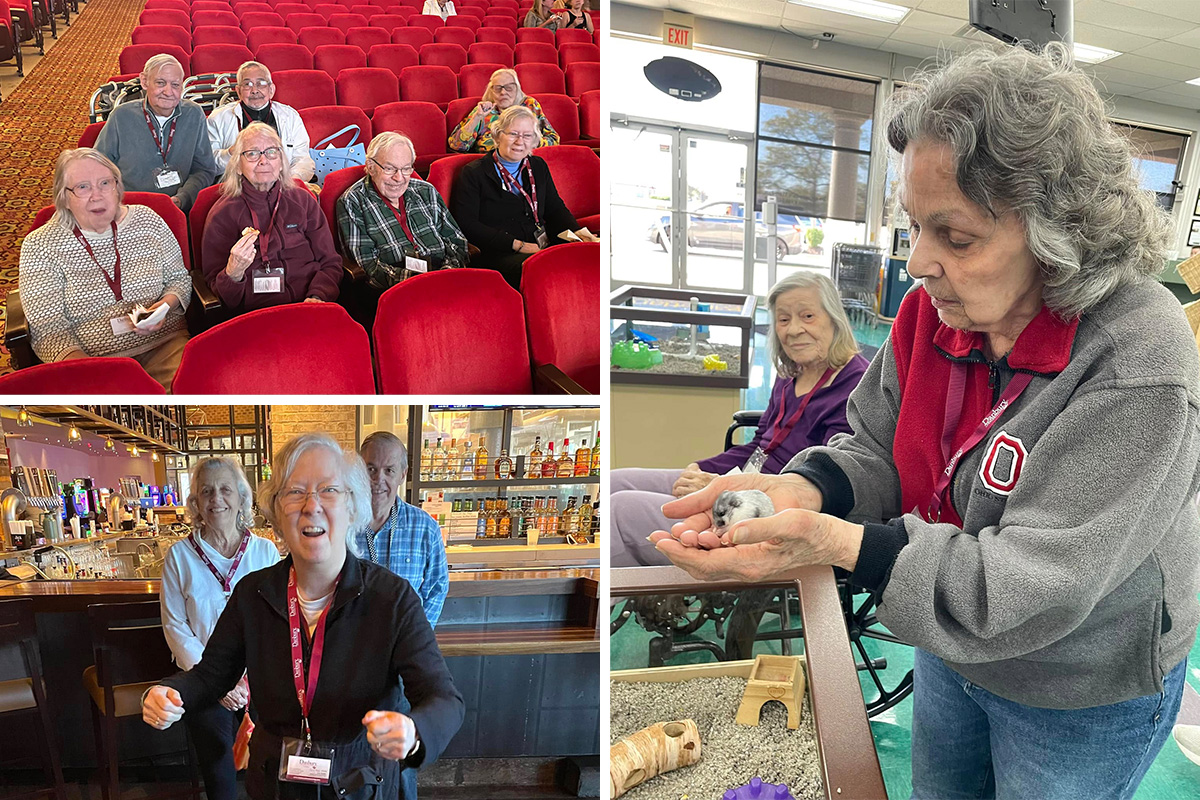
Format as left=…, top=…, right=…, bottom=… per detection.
left=1117, top=123, right=1187, bottom=211
left=756, top=140, right=870, bottom=223
left=759, top=65, right=875, bottom=151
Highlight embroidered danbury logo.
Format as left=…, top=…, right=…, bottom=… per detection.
left=979, top=431, right=1027, bottom=495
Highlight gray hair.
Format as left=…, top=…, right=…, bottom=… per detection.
left=141, top=53, right=184, bottom=81
left=482, top=68, right=526, bottom=106
left=366, top=131, right=417, bottom=165
left=767, top=271, right=859, bottom=378
left=220, top=122, right=296, bottom=198
left=489, top=103, right=539, bottom=141
left=185, top=457, right=255, bottom=531
left=51, top=148, right=125, bottom=230
left=236, top=60, right=272, bottom=85
left=884, top=41, right=1172, bottom=319
left=257, top=432, right=370, bottom=556
left=360, top=430, right=409, bottom=478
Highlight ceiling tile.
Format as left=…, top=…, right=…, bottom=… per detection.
left=913, top=0, right=967, bottom=18
left=1102, top=53, right=1200, bottom=81
left=1164, top=26, right=1200, bottom=49
left=878, top=40, right=940, bottom=60
left=898, top=8, right=962, bottom=35
left=1098, top=0, right=1200, bottom=26
left=1129, top=88, right=1199, bottom=108
left=1075, top=0, right=1198, bottom=39
left=782, top=4, right=903, bottom=37
left=1129, top=41, right=1200, bottom=69
left=1086, top=64, right=1175, bottom=90
left=886, top=26, right=955, bottom=48
left=1073, top=21, right=1155, bottom=53
left=690, top=0, right=784, bottom=17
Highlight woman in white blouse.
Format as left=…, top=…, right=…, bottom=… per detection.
left=422, top=0, right=455, bottom=20
left=160, top=457, right=279, bottom=800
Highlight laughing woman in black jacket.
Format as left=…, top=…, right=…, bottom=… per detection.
left=451, top=105, right=597, bottom=289
left=142, top=432, right=463, bottom=799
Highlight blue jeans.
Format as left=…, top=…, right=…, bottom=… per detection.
left=910, top=648, right=1186, bottom=800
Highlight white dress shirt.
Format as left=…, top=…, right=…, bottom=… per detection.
left=206, top=100, right=317, bottom=182
left=422, top=0, right=456, bottom=20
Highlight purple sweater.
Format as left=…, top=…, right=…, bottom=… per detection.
left=698, top=354, right=869, bottom=475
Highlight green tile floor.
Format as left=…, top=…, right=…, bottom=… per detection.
left=609, top=599, right=1200, bottom=799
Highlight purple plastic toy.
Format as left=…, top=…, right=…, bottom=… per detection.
left=722, top=776, right=795, bottom=799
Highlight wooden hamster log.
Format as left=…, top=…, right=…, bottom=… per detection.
left=609, top=718, right=702, bottom=799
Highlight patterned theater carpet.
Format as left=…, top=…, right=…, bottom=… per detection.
left=0, top=0, right=142, bottom=374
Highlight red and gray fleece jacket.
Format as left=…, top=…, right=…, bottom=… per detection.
left=785, top=280, right=1200, bottom=710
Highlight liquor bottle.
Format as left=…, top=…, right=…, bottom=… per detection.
left=474, top=437, right=490, bottom=480
left=447, top=439, right=460, bottom=478
left=498, top=499, right=512, bottom=538
left=475, top=499, right=487, bottom=539
left=541, top=441, right=557, bottom=479
left=560, top=497, right=578, bottom=535
left=518, top=497, right=531, bottom=538
left=452, top=498, right=462, bottom=514
left=546, top=497, right=559, bottom=536
left=590, top=433, right=600, bottom=477
left=460, top=439, right=474, bottom=480
left=533, top=496, right=546, bottom=534
left=485, top=498, right=498, bottom=538
left=432, top=437, right=446, bottom=480
left=556, top=439, right=574, bottom=478
left=420, top=439, right=432, bottom=480
left=528, top=436, right=544, bottom=477
left=579, top=494, right=593, bottom=533
left=494, top=449, right=513, bottom=480
left=591, top=501, right=600, bottom=536
left=573, top=439, right=591, bottom=477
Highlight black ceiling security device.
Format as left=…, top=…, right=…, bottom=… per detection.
left=643, top=56, right=722, bottom=102
left=969, top=0, right=1073, bottom=50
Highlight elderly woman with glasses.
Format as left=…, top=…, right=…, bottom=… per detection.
left=201, top=122, right=341, bottom=315
left=143, top=432, right=465, bottom=800
left=160, top=458, right=280, bottom=800
left=448, top=68, right=559, bottom=154
left=451, top=105, right=595, bottom=288
left=336, top=131, right=468, bottom=290
left=17, top=147, right=192, bottom=389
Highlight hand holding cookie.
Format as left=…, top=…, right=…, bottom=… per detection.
left=226, top=227, right=259, bottom=281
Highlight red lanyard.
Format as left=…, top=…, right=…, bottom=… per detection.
left=244, top=187, right=283, bottom=269
left=493, top=152, right=540, bottom=223
left=287, top=567, right=337, bottom=740
left=764, top=367, right=835, bottom=454
left=373, top=182, right=418, bottom=252
left=187, top=532, right=250, bottom=594
left=72, top=222, right=122, bottom=301
left=143, top=104, right=177, bottom=164
left=926, top=363, right=1033, bottom=523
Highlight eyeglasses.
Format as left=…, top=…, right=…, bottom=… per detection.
left=369, top=157, right=415, bottom=178
left=280, top=485, right=346, bottom=511
left=502, top=131, right=537, bottom=143
left=241, top=147, right=283, bottom=162
left=492, top=82, right=517, bottom=94
left=240, top=79, right=271, bottom=89
left=67, top=178, right=118, bottom=197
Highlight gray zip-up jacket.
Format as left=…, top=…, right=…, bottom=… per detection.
left=788, top=279, right=1200, bottom=709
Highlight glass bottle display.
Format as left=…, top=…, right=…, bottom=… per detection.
left=546, top=497, right=559, bottom=535
left=447, top=438, right=460, bottom=478
left=560, top=497, right=579, bottom=535
left=494, top=449, right=513, bottom=480
left=475, top=500, right=487, bottom=538
left=474, top=437, right=490, bottom=480
left=579, top=494, right=593, bottom=533
left=590, top=434, right=600, bottom=477
left=556, top=439, right=574, bottom=478
left=460, top=439, right=474, bottom=480
left=498, top=499, right=512, bottom=538
left=484, top=498, right=498, bottom=538
left=432, top=437, right=447, bottom=480
left=420, top=438, right=433, bottom=480
left=573, top=439, right=591, bottom=477
left=541, top=441, right=557, bottom=479
left=528, top=436, right=544, bottom=477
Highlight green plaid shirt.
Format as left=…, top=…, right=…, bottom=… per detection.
left=335, top=176, right=469, bottom=288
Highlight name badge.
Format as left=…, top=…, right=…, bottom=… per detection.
left=535, top=224, right=549, bottom=250
left=110, top=316, right=136, bottom=336
left=743, top=447, right=768, bottom=474
left=252, top=265, right=285, bottom=294
left=279, top=737, right=334, bottom=785
left=154, top=168, right=181, bottom=189
left=405, top=255, right=428, bottom=274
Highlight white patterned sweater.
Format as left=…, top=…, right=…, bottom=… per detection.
left=19, top=205, right=192, bottom=362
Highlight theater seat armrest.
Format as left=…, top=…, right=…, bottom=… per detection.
left=534, top=363, right=589, bottom=395
left=342, top=255, right=367, bottom=285
left=191, top=269, right=221, bottom=313
left=4, top=290, right=38, bottom=370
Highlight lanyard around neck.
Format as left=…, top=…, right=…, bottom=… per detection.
left=143, top=104, right=177, bottom=164
left=287, top=566, right=338, bottom=741
left=243, top=185, right=283, bottom=268
left=764, top=366, right=835, bottom=454
left=493, top=152, right=539, bottom=223
left=187, top=531, right=250, bottom=594
left=72, top=221, right=122, bottom=301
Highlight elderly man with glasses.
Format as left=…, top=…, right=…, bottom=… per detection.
left=94, top=53, right=218, bottom=212
left=336, top=131, right=469, bottom=292
left=207, top=61, right=316, bottom=182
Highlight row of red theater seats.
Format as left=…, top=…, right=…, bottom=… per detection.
left=134, top=20, right=596, bottom=50
left=2, top=252, right=601, bottom=395
left=153, top=0, right=599, bottom=24
left=139, top=8, right=597, bottom=36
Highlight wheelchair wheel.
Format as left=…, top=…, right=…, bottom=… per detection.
left=842, top=586, right=914, bottom=717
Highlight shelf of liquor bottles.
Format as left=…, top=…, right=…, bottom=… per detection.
left=22, top=405, right=187, bottom=453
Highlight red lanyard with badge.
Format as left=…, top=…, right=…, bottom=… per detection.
left=245, top=189, right=286, bottom=294
left=493, top=152, right=547, bottom=248
left=186, top=532, right=249, bottom=598
left=280, top=566, right=339, bottom=785
left=922, top=362, right=1033, bottom=523
left=72, top=223, right=122, bottom=301
left=373, top=182, right=430, bottom=275
left=744, top=367, right=835, bottom=473
left=143, top=103, right=181, bottom=190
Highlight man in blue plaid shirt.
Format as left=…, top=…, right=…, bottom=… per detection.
left=354, top=431, right=449, bottom=624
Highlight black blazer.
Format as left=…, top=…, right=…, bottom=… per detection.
left=451, top=154, right=579, bottom=258
left=162, top=552, right=464, bottom=800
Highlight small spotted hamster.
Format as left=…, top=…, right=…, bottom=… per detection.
left=711, top=489, right=775, bottom=535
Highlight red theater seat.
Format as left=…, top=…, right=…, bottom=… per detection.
left=515, top=27, right=552, bottom=46
left=328, top=12, right=368, bottom=34
left=194, top=25, right=251, bottom=47
left=520, top=241, right=600, bottom=394
left=533, top=92, right=582, bottom=146
left=558, top=42, right=598, bottom=69
left=173, top=304, right=375, bottom=393
left=398, top=64, right=457, bottom=108
left=191, top=9, right=240, bottom=28
left=346, top=25, right=389, bottom=51
left=373, top=270, right=533, bottom=394
left=298, top=25, right=346, bottom=51
left=390, top=26, right=432, bottom=48
left=367, top=12, right=409, bottom=29
left=138, top=9, right=190, bottom=28
left=443, top=96, right=479, bottom=141
left=514, top=41, right=556, bottom=65
left=118, top=44, right=191, bottom=77
left=191, top=1, right=232, bottom=12
left=132, top=25, right=193, bottom=53
left=238, top=11, right=285, bottom=31
left=515, top=62, right=564, bottom=95
left=255, top=42, right=313, bottom=71
left=246, top=25, right=297, bottom=49
left=444, top=15, right=479, bottom=33
left=336, top=66, right=399, bottom=114
left=191, top=43, right=254, bottom=75
left=579, top=89, right=598, bottom=140
left=189, top=184, right=222, bottom=276
left=313, top=3, right=343, bottom=18
left=234, top=2, right=275, bottom=16
left=475, top=26, right=514, bottom=47
left=271, top=68, right=336, bottom=108
left=534, top=144, right=598, bottom=230
left=366, top=42, right=417, bottom=74
left=318, top=164, right=366, bottom=238
left=480, top=15, right=516, bottom=32
left=145, top=0, right=189, bottom=10
left=425, top=152, right=480, bottom=205
left=371, top=100, right=447, bottom=174
left=432, top=25, right=472, bottom=49
left=419, top=42, right=466, bottom=71
left=300, top=105, right=372, bottom=163
left=274, top=2, right=310, bottom=14
left=467, top=41, right=512, bottom=67
left=0, top=359, right=166, bottom=394
left=555, top=28, right=591, bottom=46
left=314, top=43, right=366, bottom=77
left=286, top=12, right=327, bottom=32
left=349, top=3, right=381, bottom=16
left=407, top=13, right=444, bottom=32
left=78, top=121, right=105, bottom=148
left=458, top=62, right=502, bottom=98
left=564, top=60, right=598, bottom=99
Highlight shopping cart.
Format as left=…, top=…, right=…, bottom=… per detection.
left=831, top=243, right=885, bottom=329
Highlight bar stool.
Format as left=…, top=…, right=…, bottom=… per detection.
left=0, top=598, right=65, bottom=800
left=83, top=601, right=201, bottom=800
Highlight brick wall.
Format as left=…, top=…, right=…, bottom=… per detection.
left=269, top=406, right=358, bottom=456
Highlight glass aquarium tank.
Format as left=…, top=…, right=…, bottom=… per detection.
left=610, top=286, right=756, bottom=387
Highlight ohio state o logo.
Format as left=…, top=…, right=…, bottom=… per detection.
left=979, top=431, right=1027, bottom=495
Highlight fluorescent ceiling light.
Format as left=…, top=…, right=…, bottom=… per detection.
left=789, top=0, right=910, bottom=25
left=1074, top=42, right=1119, bottom=64
left=1186, top=77, right=1200, bottom=86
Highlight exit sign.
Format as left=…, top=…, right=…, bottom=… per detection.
left=664, top=23, right=693, bottom=48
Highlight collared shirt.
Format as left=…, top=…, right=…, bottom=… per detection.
left=335, top=175, right=469, bottom=289
left=447, top=96, right=560, bottom=154
left=239, top=102, right=278, bottom=132
left=352, top=498, right=449, bottom=625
